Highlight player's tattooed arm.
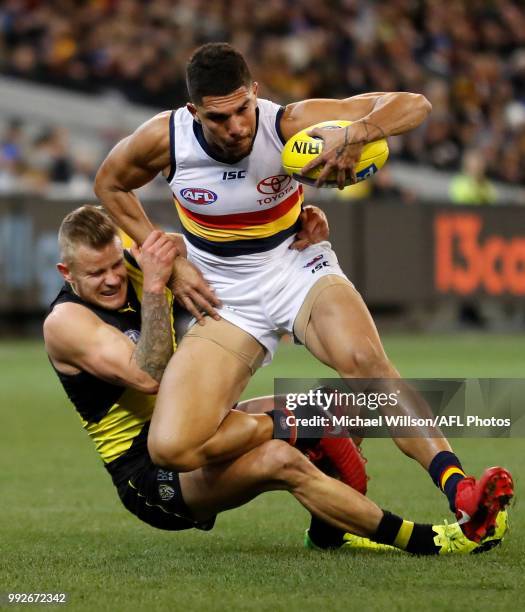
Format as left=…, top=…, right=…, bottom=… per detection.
left=281, top=92, right=431, bottom=188
left=281, top=92, right=431, bottom=142
left=133, top=289, right=173, bottom=382
left=130, top=230, right=178, bottom=381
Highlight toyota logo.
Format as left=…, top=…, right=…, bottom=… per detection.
left=257, top=174, right=292, bottom=194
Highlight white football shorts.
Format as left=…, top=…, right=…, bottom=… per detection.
left=184, top=236, right=350, bottom=365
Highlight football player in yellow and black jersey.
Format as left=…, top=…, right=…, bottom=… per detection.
left=45, top=206, right=187, bottom=528
left=42, top=205, right=508, bottom=554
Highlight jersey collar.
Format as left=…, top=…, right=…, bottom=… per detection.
left=192, top=107, right=259, bottom=164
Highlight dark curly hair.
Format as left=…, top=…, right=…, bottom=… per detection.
left=186, top=43, right=252, bottom=104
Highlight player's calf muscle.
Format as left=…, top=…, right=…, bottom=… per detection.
left=311, top=331, right=396, bottom=378
left=265, top=443, right=382, bottom=536
left=337, top=345, right=396, bottom=378
left=253, top=440, right=317, bottom=487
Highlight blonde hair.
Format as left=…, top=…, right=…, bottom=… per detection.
left=58, top=205, right=118, bottom=264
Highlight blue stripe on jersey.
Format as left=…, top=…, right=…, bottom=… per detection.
left=275, top=106, right=286, bottom=145
left=182, top=217, right=301, bottom=257
left=166, top=110, right=176, bottom=182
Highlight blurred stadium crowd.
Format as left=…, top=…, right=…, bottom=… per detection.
left=1, top=0, right=525, bottom=196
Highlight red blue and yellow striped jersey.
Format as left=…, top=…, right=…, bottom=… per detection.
left=167, top=99, right=303, bottom=257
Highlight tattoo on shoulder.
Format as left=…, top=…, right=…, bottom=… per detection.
left=133, top=291, right=173, bottom=382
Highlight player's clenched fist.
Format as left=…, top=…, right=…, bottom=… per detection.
left=290, top=205, right=329, bottom=251
left=131, top=230, right=179, bottom=293
left=302, top=125, right=365, bottom=189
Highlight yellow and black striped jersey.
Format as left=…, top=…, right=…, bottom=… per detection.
left=47, top=251, right=176, bottom=483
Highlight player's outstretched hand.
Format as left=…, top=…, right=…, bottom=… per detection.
left=301, top=125, right=365, bottom=190
left=131, top=230, right=179, bottom=293
left=170, top=257, right=221, bottom=324
left=290, top=205, right=329, bottom=251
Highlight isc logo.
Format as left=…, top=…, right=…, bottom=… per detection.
left=311, top=260, right=330, bottom=274
left=222, top=170, right=246, bottom=180
left=181, top=188, right=218, bottom=205
left=292, top=141, right=321, bottom=155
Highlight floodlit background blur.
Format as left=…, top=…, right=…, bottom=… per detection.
left=2, top=0, right=525, bottom=334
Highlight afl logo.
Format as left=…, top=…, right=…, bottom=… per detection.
left=257, top=174, right=291, bottom=195
left=181, top=188, right=218, bottom=205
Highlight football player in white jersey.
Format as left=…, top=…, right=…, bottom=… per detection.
left=95, top=43, right=513, bottom=545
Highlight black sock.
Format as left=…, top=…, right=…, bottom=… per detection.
left=267, top=408, right=323, bottom=452
left=371, top=510, right=439, bottom=556
left=308, top=515, right=346, bottom=549
left=405, top=523, right=440, bottom=555
left=372, top=510, right=403, bottom=545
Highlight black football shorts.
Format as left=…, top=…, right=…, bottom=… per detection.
left=114, top=458, right=216, bottom=532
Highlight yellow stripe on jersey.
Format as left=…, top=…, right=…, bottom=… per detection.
left=118, top=228, right=135, bottom=249
left=80, top=388, right=155, bottom=463
left=174, top=198, right=302, bottom=242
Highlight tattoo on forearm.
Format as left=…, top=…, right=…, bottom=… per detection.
left=361, top=119, right=386, bottom=140
left=133, top=291, right=173, bottom=382
left=335, top=126, right=350, bottom=160
left=360, top=119, right=386, bottom=140
left=335, top=120, right=387, bottom=159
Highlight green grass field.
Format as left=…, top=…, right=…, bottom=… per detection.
left=1, top=335, right=524, bottom=611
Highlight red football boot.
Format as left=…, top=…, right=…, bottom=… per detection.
left=455, top=466, right=514, bottom=542
left=311, top=437, right=369, bottom=494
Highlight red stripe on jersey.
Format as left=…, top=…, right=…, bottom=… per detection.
left=176, top=185, right=303, bottom=229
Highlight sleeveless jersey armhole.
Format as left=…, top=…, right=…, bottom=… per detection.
left=166, top=110, right=176, bottom=182
left=275, top=106, right=286, bottom=145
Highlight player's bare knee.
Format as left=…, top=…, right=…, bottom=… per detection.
left=148, top=438, right=202, bottom=472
